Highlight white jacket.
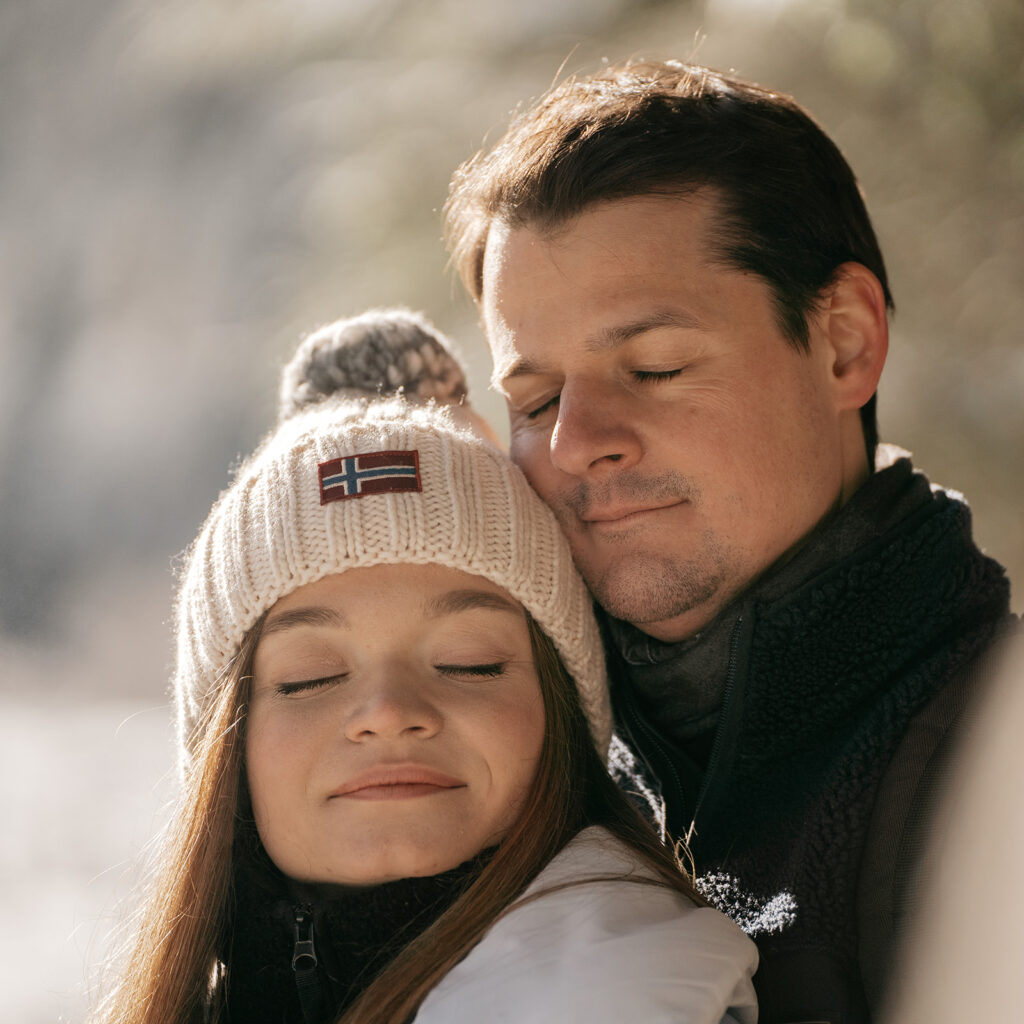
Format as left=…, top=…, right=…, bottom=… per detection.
left=416, top=827, right=758, bottom=1023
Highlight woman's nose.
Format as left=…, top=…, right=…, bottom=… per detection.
left=342, top=673, right=443, bottom=742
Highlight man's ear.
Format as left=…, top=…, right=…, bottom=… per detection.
left=820, top=262, right=889, bottom=411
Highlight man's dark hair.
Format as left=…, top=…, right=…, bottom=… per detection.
left=445, top=60, right=893, bottom=458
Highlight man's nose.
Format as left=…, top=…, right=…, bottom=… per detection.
left=343, top=673, right=443, bottom=742
left=549, top=379, right=643, bottom=477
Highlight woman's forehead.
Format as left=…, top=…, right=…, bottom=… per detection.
left=263, top=564, right=525, bottom=627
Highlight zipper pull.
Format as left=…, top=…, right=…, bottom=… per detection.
left=292, top=906, right=318, bottom=973
left=292, top=905, right=325, bottom=1024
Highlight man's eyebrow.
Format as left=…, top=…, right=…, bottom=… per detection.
left=424, top=588, right=523, bottom=619
left=261, top=606, right=347, bottom=637
left=492, top=355, right=544, bottom=388
left=493, top=309, right=706, bottom=387
left=588, top=310, right=707, bottom=352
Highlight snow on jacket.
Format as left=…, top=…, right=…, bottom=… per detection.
left=416, top=826, right=759, bottom=1023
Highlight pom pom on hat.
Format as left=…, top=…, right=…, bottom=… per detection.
left=278, top=308, right=470, bottom=421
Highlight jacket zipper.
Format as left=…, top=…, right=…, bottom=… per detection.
left=620, top=685, right=688, bottom=837
left=686, top=613, right=744, bottom=846
left=292, top=905, right=323, bottom=1024
left=292, top=905, right=318, bottom=971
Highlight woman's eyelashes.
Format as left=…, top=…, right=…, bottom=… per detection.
left=435, top=661, right=507, bottom=679
left=275, top=673, right=347, bottom=696
left=271, top=661, right=508, bottom=695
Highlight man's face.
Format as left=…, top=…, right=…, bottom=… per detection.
left=482, top=192, right=857, bottom=641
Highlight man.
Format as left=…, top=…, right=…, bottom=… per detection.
left=444, top=61, right=1015, bottom=1022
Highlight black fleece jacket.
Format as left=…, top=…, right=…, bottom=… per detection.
left=222, top=850, right=487, bottom=1024
left=608, top=455, right=1014, bottom=1024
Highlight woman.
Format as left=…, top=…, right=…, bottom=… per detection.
left=93, top=311, right=757, bottom=1024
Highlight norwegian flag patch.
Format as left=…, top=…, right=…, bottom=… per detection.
left=318, top=450, right=422, bottom=505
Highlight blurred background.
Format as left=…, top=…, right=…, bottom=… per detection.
left=2, top=0, right=1021, bottom=1019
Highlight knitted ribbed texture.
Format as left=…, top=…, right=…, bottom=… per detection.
left=174, top=396, right=610, bottom=773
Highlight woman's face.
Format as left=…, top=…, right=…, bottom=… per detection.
left=246, top=563, right=545, bottom=886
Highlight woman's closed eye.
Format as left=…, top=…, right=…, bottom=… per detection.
left=435, top=662, right=506, bottom=679
left=275, top=673, right=348, bottom=696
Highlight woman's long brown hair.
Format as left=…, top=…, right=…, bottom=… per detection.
left=92, top=615, right=699, bottom=1024
left=90, top=624, right=260, bottom=1024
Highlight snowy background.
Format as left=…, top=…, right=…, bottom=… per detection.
left=2, top=0, right=1021, bottom=1019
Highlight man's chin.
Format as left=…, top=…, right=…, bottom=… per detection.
left=584, top=551, right=728, bottom=639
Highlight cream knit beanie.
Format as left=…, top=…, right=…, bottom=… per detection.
left=173, top=312, right=610, bottom=774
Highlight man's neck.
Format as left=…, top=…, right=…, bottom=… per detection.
left=603, top=449, right=922, bottom=744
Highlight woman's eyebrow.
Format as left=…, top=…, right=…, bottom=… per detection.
left=424, top=589, right=523, bottom=619
left=261, top=606, right=347, bottom=637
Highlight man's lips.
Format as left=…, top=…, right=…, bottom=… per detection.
left=329, top=765, right=467, bottom=801
left=581, top=500, right=685, bottom=525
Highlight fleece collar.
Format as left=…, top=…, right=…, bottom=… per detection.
left=602, top=447, right=938, bottom=746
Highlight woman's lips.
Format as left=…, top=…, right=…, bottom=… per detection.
left=329, top=764, right=466, bottom=801
left=341, top=783, right=459, bottom=801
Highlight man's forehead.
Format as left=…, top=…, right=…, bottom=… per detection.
left=480, top=195, right=724, bottom=383
left=485, top=322, right=527, bottom=393
left=480, top=212, right=613, bottom=364
left=479, top=218, right=530, bottom=371
left=481, top=191, right=724, bottom=300
left=480, top=218, right=544, bottom=317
